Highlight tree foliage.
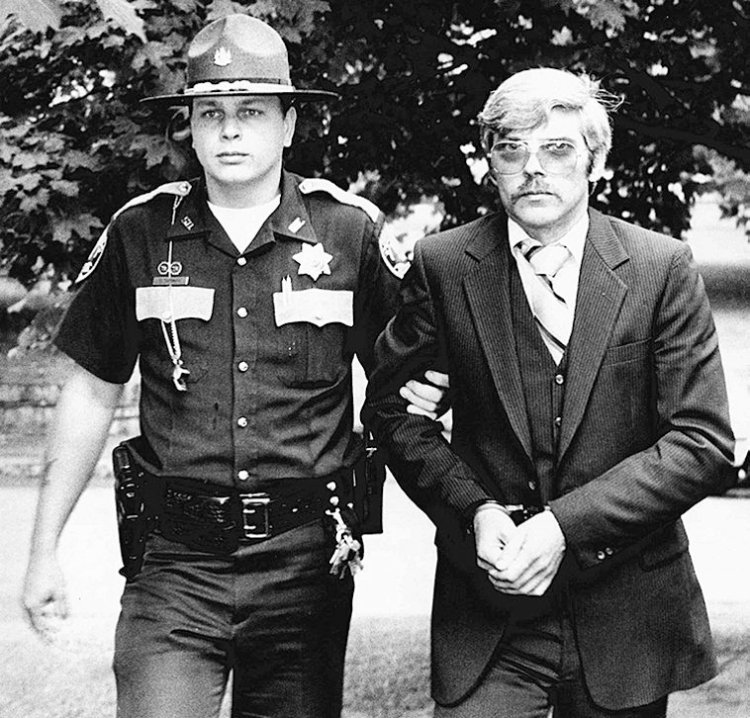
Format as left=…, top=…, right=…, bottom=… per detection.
left=1, top=0, right=748, bottom=287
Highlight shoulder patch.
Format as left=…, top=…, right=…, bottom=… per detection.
left=75, top=181, right=193, bottom=284
left=378, top=223, right=411, bottom=279
left=298, top=178, right=380, bottom=223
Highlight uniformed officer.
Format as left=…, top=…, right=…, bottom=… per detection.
left=21, top=15, right=446, bottom=718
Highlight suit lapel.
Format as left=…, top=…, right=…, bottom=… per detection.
left=558, top=210, right=629, bottom=460
left=463, top=214, right=533, bottom=461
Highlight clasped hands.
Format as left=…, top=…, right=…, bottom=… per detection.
left=473, top=504, right=566, bottom=596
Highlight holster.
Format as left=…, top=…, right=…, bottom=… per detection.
left=113, top=440, right=151, bottom=580
left=352, top=428, right=386, bottom=534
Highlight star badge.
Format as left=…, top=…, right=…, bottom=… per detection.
left=293, top=243, right=333, bottom=281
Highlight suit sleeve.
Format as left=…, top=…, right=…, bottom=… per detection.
left=549, top=242, right=735, bottom=570
left=363, top=242, right=493, bottom=526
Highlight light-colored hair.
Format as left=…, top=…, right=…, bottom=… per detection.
left=478, top=68, right=621, bottom=175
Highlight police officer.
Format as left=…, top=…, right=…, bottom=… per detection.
left=21, top=15, right=446, bottom=718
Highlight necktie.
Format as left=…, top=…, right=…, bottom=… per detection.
left=518, top=240, right=573, bottom=363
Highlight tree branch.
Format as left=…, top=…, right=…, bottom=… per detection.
left=615, top=116, right=750, bottom=167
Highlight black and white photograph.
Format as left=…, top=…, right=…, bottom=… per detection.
left=0, top=1, right=748, bottom=716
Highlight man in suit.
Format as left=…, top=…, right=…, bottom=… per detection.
left=364, top=68, right=735, bottom=717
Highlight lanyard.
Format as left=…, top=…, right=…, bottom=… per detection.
left=160, top=196, right=190, bottom=391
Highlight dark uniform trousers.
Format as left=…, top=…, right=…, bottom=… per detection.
left=114, top=520, right=353, bottom=718
left=434, top=267, right=668, bottom=718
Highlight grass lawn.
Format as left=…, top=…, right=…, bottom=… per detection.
left=1, top=617, right=747, bottom=718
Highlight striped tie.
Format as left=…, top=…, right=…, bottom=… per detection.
left=519, top=240, right=573, bottom=363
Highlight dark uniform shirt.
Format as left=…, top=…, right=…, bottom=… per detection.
left=56, top=171, right=404, bottom=488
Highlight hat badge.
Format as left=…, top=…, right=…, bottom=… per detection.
left=213, top=47, right=232, bottom=66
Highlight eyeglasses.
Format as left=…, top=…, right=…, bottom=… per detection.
left=489, top=139, right=581, bottom=176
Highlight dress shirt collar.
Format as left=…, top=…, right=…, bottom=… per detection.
left=507, top=210, right=589, bottom=265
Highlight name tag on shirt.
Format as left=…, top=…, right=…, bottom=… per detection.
left=273, top=288, right=353, bottom=328
left=136, top=286, right=215, bottom=322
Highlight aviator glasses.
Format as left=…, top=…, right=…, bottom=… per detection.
left=490, top=138, right=581, bottom=175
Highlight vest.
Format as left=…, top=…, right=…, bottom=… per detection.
left=509, top=257, right=568, bottom=504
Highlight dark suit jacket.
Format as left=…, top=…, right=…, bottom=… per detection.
left=364, top=208, right=735, bottom=710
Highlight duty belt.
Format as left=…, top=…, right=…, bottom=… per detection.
left=152, top=474, right=349, bottom=554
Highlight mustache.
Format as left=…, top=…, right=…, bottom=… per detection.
left=512, top=181, right=555, bottom=199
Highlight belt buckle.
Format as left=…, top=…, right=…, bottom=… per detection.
left=240, top=494, right=272, bottom=539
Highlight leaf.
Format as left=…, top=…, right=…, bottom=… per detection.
left=95, top=0, right=147, bottom=41
left=0, top=0, right=62, bottom=33
left=50, top=179, right=79, bottom=197
left=248, top=0, right=277, bottom=19
left=19, top=174, right=41, bottom=191
left=64, top=150, right=100, bottom=171
left=0, top=144, right=14, bottom=164
left=284, top=0, right=330, bottom=36
left=169, top=0, right=199, bottom=12
left=20, top=188, right=49, bottom=213
left=559, top=0, right=639, bottom=33
left=44, top=136, right=66, bottom=153
left=205, top=0, right=247, bottom=22
left=0, top=171, right=18, bottom=194
left=587, top=0, right=638, bottom=32
left=132, top=40, right=175, bottom=72
left=130, top=134, right=171, bottom=169
left=52, top=213, right=103, bottom=243
left=13, top=151, right=48, bottom=170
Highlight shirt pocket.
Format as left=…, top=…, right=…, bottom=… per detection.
left=273, top=288, right=353, bottom=388
left=276, top=323, right=349, bottom=388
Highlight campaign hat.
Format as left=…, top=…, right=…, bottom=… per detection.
left=143, top=14, right=338, bottom=104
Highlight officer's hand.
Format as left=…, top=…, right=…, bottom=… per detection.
left=400, top=370, right=450, bottom=419
left=22, top=553, right=69, bottom=642
left=474, top=503, right=517, bottom=575
left=486, top=511, right=566, bottom=596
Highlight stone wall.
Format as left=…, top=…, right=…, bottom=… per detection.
left=0, top=352, right=140, bottom=482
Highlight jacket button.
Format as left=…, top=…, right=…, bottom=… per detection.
left=596, top=550, right=606, bottom=561
left=238, top=470, right=249, bottom=481
left=237, top=307, right=248, bottom=318
left=237, top=257, right=247, bottom=266
left=237, top=416, right=248, bottom=428
left=554, top=374, right=564, bottom=385
left=605, top=547, right=614, bottom=556
left=528, top=480, right=537, bottom=491
left=238, top=361, right=249, bottom=372
left=554, top=416, right=562, bottom=427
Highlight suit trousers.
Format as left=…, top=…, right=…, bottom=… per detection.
left=433, top=608, right=668, bottom=718
left=113, top=520, right=353, bottom=718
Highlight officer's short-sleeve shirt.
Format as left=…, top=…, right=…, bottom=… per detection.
left=56, top=171, right=405, bottom=487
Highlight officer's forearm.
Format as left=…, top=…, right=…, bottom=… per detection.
left=28, top=364, right=124, bottom=558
